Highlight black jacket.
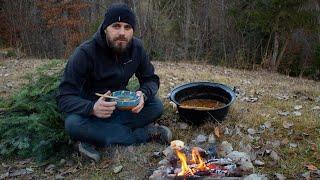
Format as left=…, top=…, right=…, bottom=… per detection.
left=56, top=25, right=160, bottom=116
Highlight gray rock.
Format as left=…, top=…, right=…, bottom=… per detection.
left=149, top=170, right=166, bottom=180
left=244, top=174, right=267, bottom=180
left=208, top=133, right=216, bottom=144
left=158, top=159, right=170, bottom=166
left=195, top=134, right=207, bottom=144
left=294, top=105, right=302, bottom=110
left=264, top=121, right=272, bottom=129
left=254, top=160, right=265, bottom=166
left=275, top=173, right=286, bottom=180
left=278, top=111, right=290, bottom=116
left=247, top=128, right=256, bottom=135
left=289, top=143, right=298, bottom=148
left=311, top=106, right=320, bottom=110
left=162, top=146, right=174, bottom=157
left=270, top=151, right=280, bottom=161
left=224, top=127, right=232, bottom=135
left=221, top=141, right=233, bottom=156
left=177, top=122, right=188, bottom=130
left=292, top=111, right=302, bottom=116
left=227, top=151, right=254, bottom=172
left=55, top=174, right=64, bottom=180
left=301, top=171, right=310, bottom=178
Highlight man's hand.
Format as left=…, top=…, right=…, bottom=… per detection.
left=92, top=91, right=117, bottom=118
left=131, top=91, right=145, bottom=113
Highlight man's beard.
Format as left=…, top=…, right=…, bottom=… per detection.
left=106, top=34, right=132, bottom=54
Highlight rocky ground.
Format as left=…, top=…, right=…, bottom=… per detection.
left=0, top=58, right=319, bottom=179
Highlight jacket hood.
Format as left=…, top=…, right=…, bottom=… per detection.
left=93, top=24, right=110, bottom=51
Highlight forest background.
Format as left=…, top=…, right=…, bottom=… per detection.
left=1, top=0, right=320, bottom=79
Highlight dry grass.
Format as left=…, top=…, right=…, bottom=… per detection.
left=0, top=59, right=319, bottom=179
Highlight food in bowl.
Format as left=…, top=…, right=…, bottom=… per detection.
left=112, top=90, right=140, bottom=110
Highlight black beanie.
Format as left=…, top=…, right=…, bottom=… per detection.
left=102, top=3, right=136, bottom=31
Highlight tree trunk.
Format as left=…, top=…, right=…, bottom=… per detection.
left=275, top=37, right=289, bottom=70
left=184, top=0, right=191, bottom=60
left=221, top=0, right=227, bottom=60
left=271, top=32, right=279, bottom=71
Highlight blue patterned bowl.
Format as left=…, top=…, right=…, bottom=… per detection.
left=112, top=90, right=140, bottom=110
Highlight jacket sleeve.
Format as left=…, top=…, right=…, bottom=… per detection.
left=56, top=48, right=95, bottom=116
left=136, top=48, right=160, bottom=100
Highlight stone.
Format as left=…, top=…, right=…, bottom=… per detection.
left=220, top=141, right=233, bottom=156
left=275, top=173, right=286, bottom=180
left=270, top=151, right=280, bottom=161
left=177, top=122, right=188, bottom=130
left=294, top=105, right=302, bottom=110
left=247, top=128, right=256, bottom=135
left=158, top=159, right=170, bottom=166
left=244, top=174, right=267, bottom=180
left=162, top=146, right=174, bottom=157
left=195, top=134, right=207, bottom=144
left=208, top=133, right=216, bottom=144
left=227, top=151, right=254, bottom=172
left=292, top=111, right=302, bottom=116
left=254, top=160, right=265, bottom=166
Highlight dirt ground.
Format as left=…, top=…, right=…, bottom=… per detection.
left=0, top=58, right=49, bottom=97
left=0, top=58, right=319, bottom=179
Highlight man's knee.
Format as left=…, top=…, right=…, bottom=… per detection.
left=64, top=114, right=86, bottom=134
left=146, top=96, right=164, bottom=119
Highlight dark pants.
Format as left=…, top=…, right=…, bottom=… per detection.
left=65, top=97, right=164, bottom=147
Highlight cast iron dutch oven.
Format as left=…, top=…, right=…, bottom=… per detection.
left=169, top=82, right=236, bottom=125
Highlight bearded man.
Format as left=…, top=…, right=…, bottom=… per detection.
left=56, top=3, right=172, bottom=162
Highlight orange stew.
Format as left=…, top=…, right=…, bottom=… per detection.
left=180, top=99, right=225, bottom=109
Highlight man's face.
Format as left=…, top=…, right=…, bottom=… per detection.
left=105, top=22, right=134, bottom=53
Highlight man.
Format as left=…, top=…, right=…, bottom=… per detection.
left=56, top=3, right=172, bottom=162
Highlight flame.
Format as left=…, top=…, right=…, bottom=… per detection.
left=191, top=147, right=208, bottom=171
left=176, top=150, right=194, bottom=176
left=176, top=147, right=209, bottom=176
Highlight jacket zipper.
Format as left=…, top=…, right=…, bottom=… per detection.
left=116, top=54, right=125, bottom=89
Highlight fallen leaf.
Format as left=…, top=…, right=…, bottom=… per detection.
left=292, top=111, right=302, bottom=116
left=247, top=128, right=256, bottom=135
left=10, top=169, right=33, bottom=177
left=214, top=127, right=220, bottom=138
left=283, top=121, right=294, bottom=129
left=305, top=164, right=318, bottom=171
left=289, top=143, right=298, bottom=148
left=310, top=143, right=317, bottom=151
left=0, top=172, right=9, bottom=179
left=18, top=158, right=32, bottom=165
left=113, top=165, right=123, bottom=174
left=278, top=111, right=290, bottom=116
left=45, top=164, right=56, bottom=174
left=55, top=174, right=64, bottom=180
left=281, top=138, right=289, bottom=145
left=264, top=121, right=272, bottom=129
left=294, top=105, right=302, bottom=110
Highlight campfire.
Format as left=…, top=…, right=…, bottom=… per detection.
left=151, top=140, right=239, bottom=178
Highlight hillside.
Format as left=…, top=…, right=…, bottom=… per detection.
left=0, top=58, right=319, bottom=179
